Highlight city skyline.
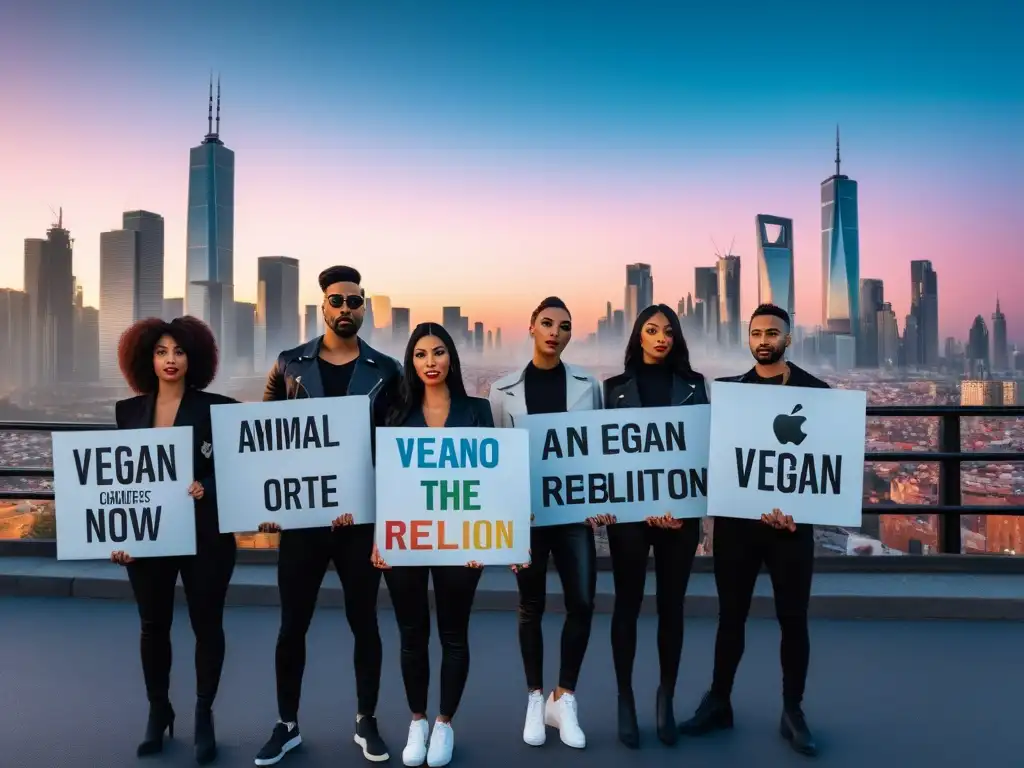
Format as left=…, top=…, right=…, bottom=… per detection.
left=1, top=2, right=1021, bottom=343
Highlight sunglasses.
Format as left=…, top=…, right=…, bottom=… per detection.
left=326, top=294, right=364, bottom=310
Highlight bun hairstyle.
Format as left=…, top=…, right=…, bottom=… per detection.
left=530, top=296, right=571, bottom=325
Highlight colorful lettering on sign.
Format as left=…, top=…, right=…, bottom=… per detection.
left=383, top=519, right=515, bottom=551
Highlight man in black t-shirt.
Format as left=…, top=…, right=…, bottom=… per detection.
left=679, top=304, right=827, bottom=757
left=255, top=265, right=401, bottom=767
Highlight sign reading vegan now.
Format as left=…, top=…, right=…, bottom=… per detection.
left=52, top=427, right=196, bottom=560
left=519, top=405, right=712, bottom=526
left=375, top=428, right=531, bottom=566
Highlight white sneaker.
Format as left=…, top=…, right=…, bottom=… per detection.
left=544, top=691, right=586, bottom=748
left=426, top=721, right=454, bottom=767
left=523, top=690, right=546, bottom=746
left=402, top=719, right=429, bottom=766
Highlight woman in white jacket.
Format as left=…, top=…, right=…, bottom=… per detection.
left=488, top=296, right=603, bottom=751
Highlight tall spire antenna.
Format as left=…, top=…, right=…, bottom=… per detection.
left=207, top=74, right=213, bottom=135
left=835, top=124, right=841, bottom=176
left=215, top=75, right=221, bottom=135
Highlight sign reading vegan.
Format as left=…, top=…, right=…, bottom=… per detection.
left=519, top=406, right=712, bottom=526
left=52, top=427, right=196, bottom=560
left=375, top=428, right=531, bottom=566
left=210, top=396, right=375, bottom=532
left=706, top=381, right=867, bottom=526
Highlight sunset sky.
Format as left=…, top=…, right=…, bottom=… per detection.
left=1, top=0, right=1021, bottom=344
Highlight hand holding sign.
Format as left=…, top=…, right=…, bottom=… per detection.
left=646, top=512, right=683, bottom=530
left=760, top=508, right=796, bottom=532
left=466, top=560, right=484, bottom=569
left=330, top=513, right=354, bottom=530
left=111, top=550, right=134, bottom=565
left=187, top=481, right=205, bottom=500
left=371, top=544, right=391, bottom=570
left=586, top=513, right=617, bottom=529
left=509, top=549, right=532, bottom=574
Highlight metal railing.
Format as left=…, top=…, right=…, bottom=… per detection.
left=1, top=405, right=1023, bottom=570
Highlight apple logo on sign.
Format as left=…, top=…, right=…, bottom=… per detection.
left=773, top=404, right=808, bottom=446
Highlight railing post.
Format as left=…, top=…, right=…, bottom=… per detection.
left=937, top=412, right=962, bottom=554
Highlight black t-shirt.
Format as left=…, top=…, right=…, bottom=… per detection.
left=636, top=363, right=674, bottom=407
left=524, top=362, right=568, bottom=415
left=318, top=358, right=357, bottom=397
left=750, top=370, right=786, bottom=385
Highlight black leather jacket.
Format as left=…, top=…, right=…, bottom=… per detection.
left=262, top=336, right=402, bottom=428
left=603, top=369, right=710, bottom=409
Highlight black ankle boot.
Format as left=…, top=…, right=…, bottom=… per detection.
left=780, top=706, right=817, bottom=756
left=194, top=703, right=218, bottom=764
left=138, top=700, right=175, bottom=756
left=617, top=692, right=640, bottom=749
left=656, top=685, right=677, bottom=745
left=678, top=690, right=733, bottom=736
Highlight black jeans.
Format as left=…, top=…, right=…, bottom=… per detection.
left=383, top=566, right=482, bottom=718
left=606, top=520, right=700, bottom=695
left=275, top=524, right=382, bottom=722
left=710, top=517, right=815, bottom=707
left=126, top=533, right=237, bottom=706
left=515, top=523, right=596, bottom=691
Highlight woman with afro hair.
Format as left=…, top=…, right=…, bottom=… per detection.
left=109, top=315, right=239, bottom=765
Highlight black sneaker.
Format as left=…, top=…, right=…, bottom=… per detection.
left=353, top=716, right=390, bottom=762
left=254, top=722, right=302, bottom=766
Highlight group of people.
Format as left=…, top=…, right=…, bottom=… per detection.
left=109, top=264, right=827, bottom=767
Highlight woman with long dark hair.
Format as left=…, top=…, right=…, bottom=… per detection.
left=487, top=296, right=603, bottom=751
left=371, top=322, right=492, bottom=768
left=596, top=303, right=708, bottom=749
left=109, top=316, right=238, bottom=764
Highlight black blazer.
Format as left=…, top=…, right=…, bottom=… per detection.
left=114, top=388, right=238, bottom=543
left=391, top=396, right=494, bottom=429
left=262, top=336, right=402, bottom=428
left=717, top=362, right=831, bottom=389
left=603, top=369, right=710, bottom=409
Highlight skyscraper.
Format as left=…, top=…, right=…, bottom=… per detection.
left=99, top=229, right=141, bottom=381
left=235, top=301, right=256, bottom=374
left=123, top=211, right=165, bottom=321
left=716, top=255, right=741, bottom=345
left=185, top=77, right=235, bottom=372
left=967, top=315, right=990, bottom=375
left=625, top=263, right=653, bottom=323
left=877, top=302, right=899, bottom=367
left=304, top=304, right=320, bottom=341
left=371, top=295, right=392, bottom=330
left=859, top=278, right=885, bottom=367
left=694, top=266, right=718, bottom=336
left=163, top=298, right=183, bottom=321
left=392, top=307, right=411, bottom=343
left=755, top=215, right=795, bottom=321
left=256, top=256, right=300, bottom=365
left=910, top=260, right=939, bottom=367
left=992, top=297, right=1008, bottom=372
left=821, top=127, right=860, bottom=336
left=0, top=288, right=31, bottom=390
left=24, top=211, right=75, bottom=385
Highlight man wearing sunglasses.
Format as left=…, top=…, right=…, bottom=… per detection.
left=255, top=265, right=401, bottom=766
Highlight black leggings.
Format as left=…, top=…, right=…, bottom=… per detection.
left=710, top=517, right=815, bottom=706
left=383, top=566, right=482, bottom=718
left=126, top=533, right=237, bottom=706
left=607, top=520, right=700, bottom=695
left=275, top=524, right=382, bottom=722
left=515, top=523, right=596, bottom=691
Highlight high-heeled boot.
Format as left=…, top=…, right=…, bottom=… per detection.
left=656, top=685, right=678, bottom=745
left=137, top=700, right=175, bottom=756
left=617, top=691, right=640, bottom=749
left=194, top=701, right=218, bottom=764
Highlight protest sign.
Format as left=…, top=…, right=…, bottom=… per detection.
left=375, top=427, right=531, bottom=566
left=707, top=381, right=867, bottom=526
left=210, top=395, right=375, bottom=531
left=52, top=427, right=196, bottom=560
left=519, top=405, right=711, bottom=525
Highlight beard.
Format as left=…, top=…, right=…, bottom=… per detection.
left=326, top=312, right=362, bottom=338
left=753, top=345, right=785, bottom=364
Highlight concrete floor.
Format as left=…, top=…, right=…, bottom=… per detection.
left=0, top=596, right=1017, bottom=767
